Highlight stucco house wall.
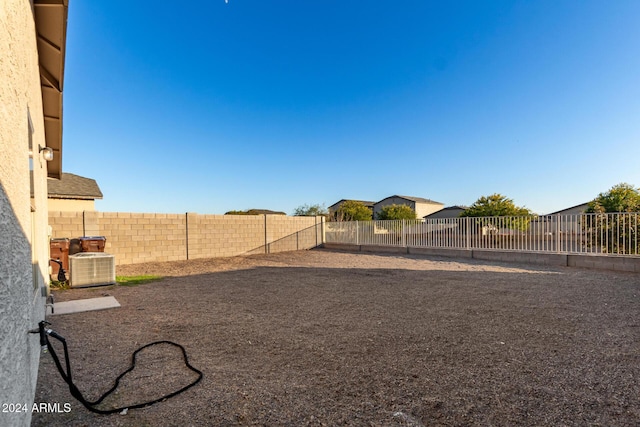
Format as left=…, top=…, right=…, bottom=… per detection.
left=0, top=1, right=53, bottom=425
left=48, top=197, right=95, bottom=212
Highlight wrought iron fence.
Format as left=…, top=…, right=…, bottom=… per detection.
left=325, top=213, right=640, bottom=256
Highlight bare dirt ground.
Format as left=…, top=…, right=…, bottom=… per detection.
left=32, top=249, right=640, bottom=426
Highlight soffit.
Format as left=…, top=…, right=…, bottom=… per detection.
left=33, top=0, right=69, bottom=179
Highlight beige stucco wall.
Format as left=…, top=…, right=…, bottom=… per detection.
left=0, top=1, right=50, bottom=425
left=49, top=211, right=325, bottom=265
left=47, top=198, right=96, bottom=212
left=415, top=202, right=444, bottom=219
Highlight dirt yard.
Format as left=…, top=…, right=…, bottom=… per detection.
left=32, top=249, right=639, bottom=426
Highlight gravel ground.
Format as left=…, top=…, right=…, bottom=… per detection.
left=32, top=249, right=640, bottom=426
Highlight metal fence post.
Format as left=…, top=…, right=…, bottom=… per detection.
left=555, top=214, right=561, bottom=253
left=402, top=219, right=406, bottom=247
left=185, top=212, right=189, bottom=260
left=331, top=213, right=640, bottom=257
left=465, top=217, right=470, bottom=250
left=264, top=214, right=268, bottom=254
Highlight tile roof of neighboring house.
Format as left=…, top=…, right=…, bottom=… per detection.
left=47, top=173, right=103, bottom=200
left=377, top=195, right=444, bottom=205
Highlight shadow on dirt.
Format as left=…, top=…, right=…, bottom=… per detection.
left=33, top=253, right=640, bottom=427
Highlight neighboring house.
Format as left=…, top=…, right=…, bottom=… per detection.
left=373, top=195, right=444, bottom=219
left=546, top=202, right=590, bottom=216
left=0, top=1, right=68, bottom=425
left=529, top=203, right=590, bottom=235
left=423, top=205, right=468, bottom=219
left=328, top=199, right=375, bottom=221
left=547, top=202, right=590, bottom=234
left=46, top=173, right=103, bottom=211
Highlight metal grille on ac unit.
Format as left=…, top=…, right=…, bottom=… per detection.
left=69, top=253, right=116, bottom=288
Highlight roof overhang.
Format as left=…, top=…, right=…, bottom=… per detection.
left=48, top=194, right=102, bottom=201
left=33, top=0, right=69, bottom=179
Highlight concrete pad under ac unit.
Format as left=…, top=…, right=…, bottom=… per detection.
left=48, top=296, right=120, bottom=316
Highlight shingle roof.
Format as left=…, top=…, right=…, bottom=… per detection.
left=546, top=202, right=589, bottom=215
left=423, top=205, right=468, bottom=219
left=47, top=173, right=103, bottom=200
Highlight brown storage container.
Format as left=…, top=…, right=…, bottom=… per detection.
left=50, top=238, right=70, bottom=280
left=69, top=238, right=82, bottom=255
left=78, top=236, right=106, bottom=252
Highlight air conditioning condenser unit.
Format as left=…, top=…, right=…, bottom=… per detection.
left=69, top=253, right=116, bottom=288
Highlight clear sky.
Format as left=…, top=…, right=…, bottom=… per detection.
left=62, top=0, right=640, bottom=215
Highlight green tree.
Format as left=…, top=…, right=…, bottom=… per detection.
left=584, top=183, right=640, bottom=254
left=293, top=203, right=328, bottom=217
left=586, top=183, right=640, bottom=213
left=460, top=194, right=532, bottom=217
left=335, top=200, right=372, bottom=221
left=460, top=194, right=533, bottom=232
left=376, top=204, right=417, bottom=220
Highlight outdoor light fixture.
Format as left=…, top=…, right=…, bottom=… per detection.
left=39, top=145, right=54, bottom=161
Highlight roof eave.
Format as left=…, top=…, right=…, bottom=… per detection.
left=49, top=195, right=103, bottom=200
left=34, top=0, right=69, bottom=179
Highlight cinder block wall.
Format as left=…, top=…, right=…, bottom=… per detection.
left=100, top=213, right=187, bottom=265
left=266, top=215, right=322, bottom=252
left=48, top=211, right=324, bottom=265
left=187, top=213, right=266, bottom=259
left=49, top=211, right=84, bottom=238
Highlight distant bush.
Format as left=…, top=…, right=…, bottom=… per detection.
left=334, top=200, right=373, bottom=221
left=225, top=209, right=286, bottom=215
left=293, top=204, right=328, bottom=216
left=584, top=183, right=640, bottom=254
left=376, top=204, right=416, bottom=220
left=460, top=194, right=533, bottom=232
left=586, top=183, right=640, bottom=213
left=460, top=194, right=532, bottom=217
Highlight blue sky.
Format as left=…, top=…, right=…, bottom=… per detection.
left=62, top=0, right=640, bottom=215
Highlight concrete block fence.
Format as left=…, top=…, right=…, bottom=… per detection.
left=49, top=211, right=325, bottom=265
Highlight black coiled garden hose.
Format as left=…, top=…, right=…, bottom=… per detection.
left=36, top=321, right=203, bottom=415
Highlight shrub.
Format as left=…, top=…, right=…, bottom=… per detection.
left=335, top=200, right=373, bottom=221
left=376, top=204, right=416, bottom=220
left=460, top=194, right=533, bottom=232
left=293, top=204, right=328, bottom=217
left=225, top=209, right=286, bottom=215
left=584, top=183, right=640, bottom=254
